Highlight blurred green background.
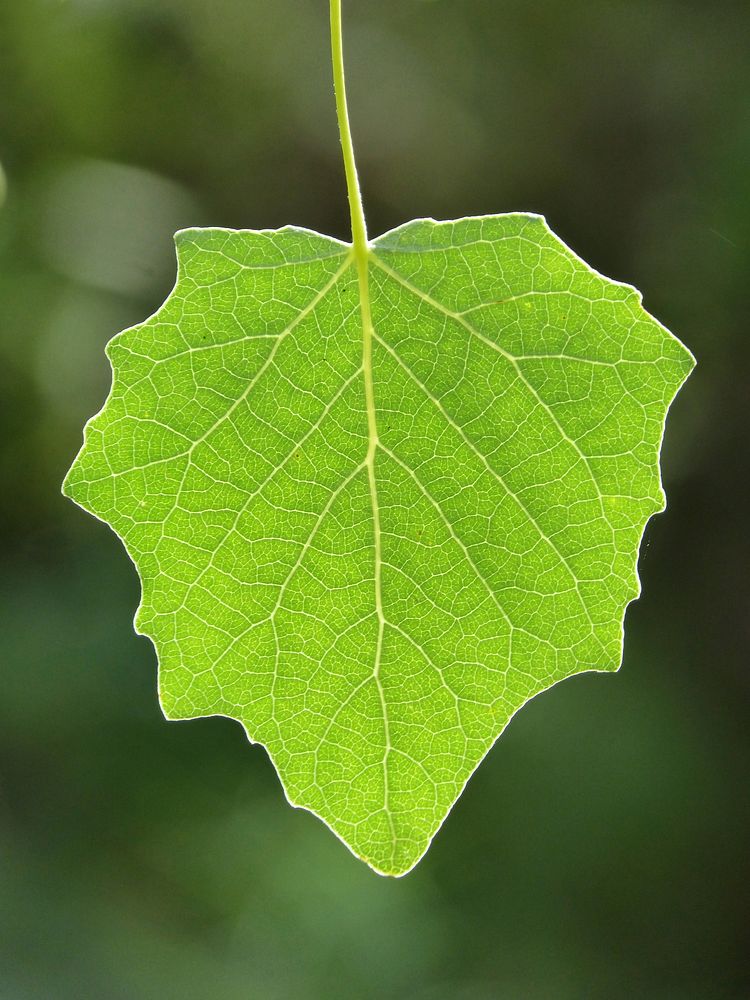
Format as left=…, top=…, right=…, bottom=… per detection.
left=1, top=0, right=748, bottom=997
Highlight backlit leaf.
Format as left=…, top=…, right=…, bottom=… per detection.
left=64, top=214, right=694, bottom=875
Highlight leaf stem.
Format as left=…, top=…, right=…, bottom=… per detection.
left=330, top=0, right=369, bottom=255
left=330, top=3, right=390, bottom=834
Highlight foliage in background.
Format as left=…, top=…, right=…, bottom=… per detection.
left=0, top=0, right=748, bottom=994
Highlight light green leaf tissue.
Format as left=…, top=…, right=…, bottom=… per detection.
left=64, top=214, right=694, bottom=875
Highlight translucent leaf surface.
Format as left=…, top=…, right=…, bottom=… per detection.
left=64, top=214, right=694, bottom=875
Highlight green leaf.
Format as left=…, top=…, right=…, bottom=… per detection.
left=63, top=214, right=694, bottom=876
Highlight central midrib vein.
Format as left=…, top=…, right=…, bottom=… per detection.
left=357, top=245, right=390, bottom=820
left=355, top=248, right=384, bottom=636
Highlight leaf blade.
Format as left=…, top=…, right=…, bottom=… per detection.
left=64, top=215, right=694, bottom=876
